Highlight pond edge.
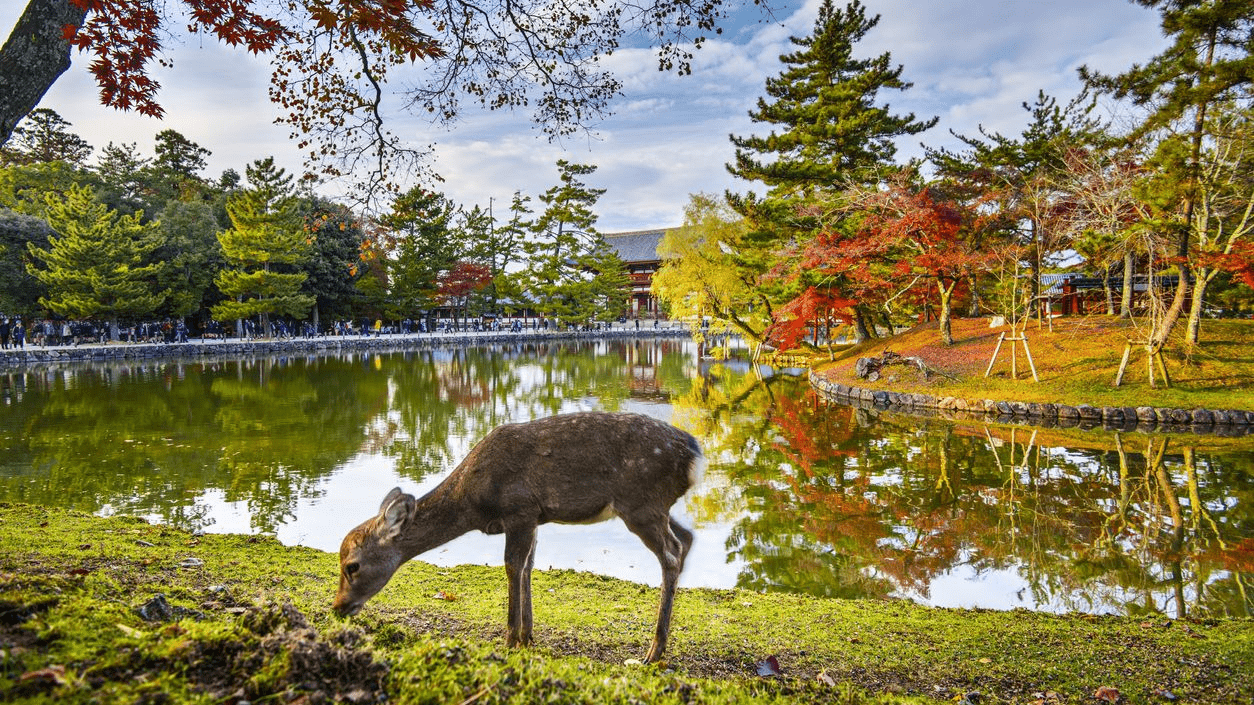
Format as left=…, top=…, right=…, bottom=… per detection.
left=810, top=372, right=1254, bottom=437
left=0, top=328, right=689, bottom=372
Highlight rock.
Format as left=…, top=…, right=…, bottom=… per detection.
left=136, top=594, right=175, bottom=622
left=1191, top=409, right=1213, bottom=425
left=1076, top=404, right=1102, bottom=420
left=1057, top=405, right=1079, bottom=419
left=855, top=357, right=875, bottom=379
left=1102, top=407, right=1123, bottom=422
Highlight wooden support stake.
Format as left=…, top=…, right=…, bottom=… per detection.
left=1154, top=348, right=1171, bottom=388
left=984, top=331, right=1006, bottom=378
left=1020, top=336, right=1040, bottom=383
left=1114, top=343, right=1132, bottom=387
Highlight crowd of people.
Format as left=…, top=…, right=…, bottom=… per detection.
left=0, top=314, right=679, bottom=350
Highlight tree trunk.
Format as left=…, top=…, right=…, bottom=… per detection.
left=0, top=0, right=87, bottom=146
left=1185, top=267, right=1217, bottom=346
left=1150, top=264, right=1191, bottom=352
left=938, top=279, right=954, bottom=346
left=852, top=307, right=873, bottom=343
left=1102, top=267, right=1115, bottom=315
left=1119, top=250, right=1134, bottom=318
left=966, top=274, right=980, bottom=317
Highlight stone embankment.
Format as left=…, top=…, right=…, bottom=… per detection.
left=0, top=328, right=688, bottom=372
left=811, top=374, right=1254, bottom=437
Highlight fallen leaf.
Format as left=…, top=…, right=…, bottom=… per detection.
left=76, top=544, right=92, bottom=550
left=978, top=657, right=992, bottom=664
left=116, top=624, right=145, bottom=638
left=434, top=591, right=458, bottom=601
left=19, top=665, right=68, bottom=685
left=816, top=671, right=837, bottom=687
left=754, top=655, right=782, bottom=677
left=1094, top=686, right=1120, bottom=703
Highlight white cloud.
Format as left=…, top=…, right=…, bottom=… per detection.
left=1, top=0, right=1169, bottom=231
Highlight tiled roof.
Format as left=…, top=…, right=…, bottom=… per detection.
left=602, top=229, right=670, bottom=264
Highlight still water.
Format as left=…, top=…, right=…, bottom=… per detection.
left=1, top=338, right=1249, bottom=618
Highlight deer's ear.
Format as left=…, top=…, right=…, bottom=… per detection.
left=379, top=487, right=405, bottom=512
left=378, top=490, right=415, bottom=541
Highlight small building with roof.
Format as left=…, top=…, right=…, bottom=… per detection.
left=602, top=228, right=671, bottom=319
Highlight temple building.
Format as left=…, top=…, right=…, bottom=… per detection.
left=602, top=228, right=670, bottom=319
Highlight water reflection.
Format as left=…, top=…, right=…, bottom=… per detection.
left=678, top=358, right=1252, bottom=617
left=0, top=340, right=1249, bottom=618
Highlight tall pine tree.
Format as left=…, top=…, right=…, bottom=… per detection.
left=521, top=160, right=626, bottom=327
left=212, top=157, right=314, bottom=336
left=378, top=187, right=460, bottom=327
left=728, top=0, right=935, bottom=195
left=1081, top=0, right=1253, bottom=348
left=726, top=0, right=935, bottom=342
left=26, top=184, right=165, bottom=339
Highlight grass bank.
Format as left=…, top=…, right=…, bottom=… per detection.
left=1, top=504, right=1250, bottom=704
left=811, top=317, right=1254, bottom=412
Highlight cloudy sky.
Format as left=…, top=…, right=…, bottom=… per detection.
left=1, top=0, right=1169, bottom=232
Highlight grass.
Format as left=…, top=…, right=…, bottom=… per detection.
left=1, top=504, right=1251, bottom=704
left=810, top=316, right=1254, bottom=412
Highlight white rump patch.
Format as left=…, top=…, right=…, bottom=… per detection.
left=687, top=453, right=708, bottom=489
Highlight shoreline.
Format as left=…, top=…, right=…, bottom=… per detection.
left=810, top=371, right=1254, bottom=437
left=0, top=326, right=690, bottom=371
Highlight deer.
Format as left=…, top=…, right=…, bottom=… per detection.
left=333, top=411, right=706, bottom=664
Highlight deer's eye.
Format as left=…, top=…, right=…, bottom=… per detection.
left=344, top=562, right=360, bottom=582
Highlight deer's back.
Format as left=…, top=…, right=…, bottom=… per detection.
left=452, top=412, right=701, bottom=526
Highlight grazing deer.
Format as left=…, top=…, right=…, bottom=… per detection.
left=333, top=411, right=705, bottom=663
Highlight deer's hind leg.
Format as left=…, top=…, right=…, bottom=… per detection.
left=504, top=525, right=537, bottom=648
left=622, top=510, right=691, bottom=663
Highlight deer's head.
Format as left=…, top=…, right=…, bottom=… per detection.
left=332, top=487, right=415, bottom=617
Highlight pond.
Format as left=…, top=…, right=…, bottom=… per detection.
left=1, top=338, right=1249, bottom=618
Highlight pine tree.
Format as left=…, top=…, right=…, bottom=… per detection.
left=728, top=0, right=935, bottom=195
left=26, top=184, right=165, bottom=339
left=378, top=187, right=460, bottom=325
left=726, top=0, right=935, bottom=343
left=2, top=108, right=92, bottom=167
left=211, top=157, right=314, bottom=336
left=1081, top=0, right=1254, bottom=348
left=522, top=160, right=614, bottom=327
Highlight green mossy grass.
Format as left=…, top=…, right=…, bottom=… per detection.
left=1, top=504, right=1250, bottom=704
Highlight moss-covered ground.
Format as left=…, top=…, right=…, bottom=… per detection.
left=1, top=504, right=1250, bottom=704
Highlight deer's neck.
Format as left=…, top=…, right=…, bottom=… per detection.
left=397, top=481, right=481, bottom=560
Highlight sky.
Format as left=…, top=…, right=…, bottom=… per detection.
left=1, top=0, right=1170, bottom=232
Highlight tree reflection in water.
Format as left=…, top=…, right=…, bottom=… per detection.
left=679, top=358, right=1252, bottom=618
left=0, top=340, right=1248, bottom=617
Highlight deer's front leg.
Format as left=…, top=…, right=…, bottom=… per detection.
left=504, top=525, right=537, bottom=648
